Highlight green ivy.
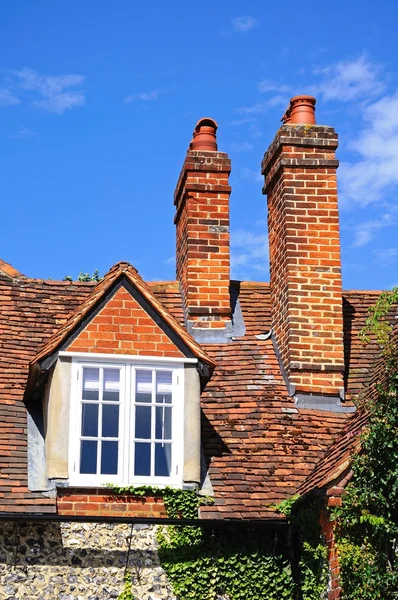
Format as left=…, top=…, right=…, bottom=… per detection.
left=63, top=269, right=102, bottom=282
left=360, top=286, right=398, bottom=346
left=110, top=484, right=331, bottom=600
left=274, top=495, right=328, bottom=600
left=332, top=370, right=398, bottom=599
left=118, top=571, right=135, bottom=600
left=158, top=523, right=294, bottom=600
left=332, top=288, right=398, bottom=599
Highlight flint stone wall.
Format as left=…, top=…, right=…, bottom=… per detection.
left=0, top=521, right=177, bottom=600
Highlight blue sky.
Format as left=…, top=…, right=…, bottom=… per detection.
left=1, top=0, right=398, bottom=290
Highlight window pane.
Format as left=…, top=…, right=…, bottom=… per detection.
left=103, top=368, right=120, bottom=402
left=134, top=442, right=151, bottom=476
left=156, top=371, right=172, bottom=404
left=81, top=403, right=99, bottom=437
left=135, top=406, right=151, bottom=439
left=155, top=406, right=172, bottom=440
left=80, top=440, right=97, bottom=474
left=155, top=443, right=172, bottom=477
left=102, top=404, right=119, bottom=438
left=136, top=370, right=152, bottom=403
left=83, top=368, right=99, bottom=401
left=100, top=441, right=118, bottom=475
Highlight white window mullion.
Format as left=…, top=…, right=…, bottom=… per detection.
left=97, top=367, right=104, bottom=475
left=173, top=369, right=179, bottom=478
left=126, top=365, right=134, bottom=483
left=151, top=368, right=156, bottom=478
left=76, top=363, right=84, bottom=475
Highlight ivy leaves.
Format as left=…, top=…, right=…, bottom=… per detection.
left=334, top=312, right=398, bottom=599
left=158, top=525, right=294, bottom=600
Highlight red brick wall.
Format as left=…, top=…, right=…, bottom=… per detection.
left=320, top=487, right=344, bottom=600
left=67, top=286, right=183, bottom=357
left=57, top=488, right=167, bottom=518
left=262, top=126, right=344, bottom=396
left=174, top=150, right=231, bottom=330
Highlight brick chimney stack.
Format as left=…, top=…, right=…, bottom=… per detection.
left=262, top=96, right=345, bottom=401
left=174, top=118, right=232, bottom=341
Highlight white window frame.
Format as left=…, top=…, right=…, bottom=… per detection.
left=67, top=353, right=187, bottom=488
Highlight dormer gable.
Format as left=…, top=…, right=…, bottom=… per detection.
left=30, top=261, right=215, bottom=378
left=66, top=284, right=185, bottom=357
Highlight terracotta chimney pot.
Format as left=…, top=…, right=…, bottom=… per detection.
left=190, top=117, right=218, bottom=151
left=281, top=106, right=292, bottom=124
left=289, top=95, right=316, bottom=124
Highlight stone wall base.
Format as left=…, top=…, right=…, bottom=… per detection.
left=0, top=521, right=176, bottom=600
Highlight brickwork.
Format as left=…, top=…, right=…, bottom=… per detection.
left=262, top=125, right=345, bottom=395
left=174, top=150, right=232, bottom=330
left=57, top=488, right=167, bottom=518
left=67, top=285, right=183, bottom=357
left=320, top=487, right=345, bottom=600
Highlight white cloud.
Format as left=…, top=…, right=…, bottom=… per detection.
left=228, top=142, right=253, bottom=153
left=240, top=167, right=263, bottom=183
left=373, top=247, right=398, bottom=266
left=10, top=125, right=35, bottom=139
left=230, top=117, right=256, bottom=126
left=231, top=228, right=268, bottom=280
left=350, top=208, right=398, bottom=247
left=15, top=68, right=85, bottom=114
left=0, top=88, right=20, bottom=106
left=254, top=55, right=383, bottom=108
left=124, top=89, right=165, bottom=103
left=231, top=16, right=258, bottom=33
left=314, top=55, right=385, bottom=102
left=236, top=95, right=287, bottom=115
left=258, top=79, right=292, bottom=94
left=339, top=92, right=398, bottom=207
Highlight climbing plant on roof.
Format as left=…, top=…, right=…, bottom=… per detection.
left=332, top=288, right=398, bottom=599
left=63, top=269, right=102, bottom=282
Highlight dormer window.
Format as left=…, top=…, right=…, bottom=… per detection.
left=27, top=268, right=213, bottom=495
left=68, top=357, right=184, bottom=487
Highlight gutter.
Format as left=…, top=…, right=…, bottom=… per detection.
left=0, top=513, right=287, bottom=529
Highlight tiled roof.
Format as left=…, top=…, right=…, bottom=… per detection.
left=0, top=271, right=94, bottom=513
left=342, top=291, right=384, bottom=400
left=299, top=322, right=398, bottom=497
left=0, top=259, right=24, bottom=278
left=0, top=264, right=387, bottom=517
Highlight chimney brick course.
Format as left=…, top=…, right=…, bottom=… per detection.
left=174, top=146, right=232, bottom=332
left=262, top=124, right=345, bottom=396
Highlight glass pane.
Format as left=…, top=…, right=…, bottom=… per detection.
left=82, top=367, right=99, bottom=401
left=155, top=443, right=172, bottom=477
left=136, top=370, right=152, bottom=403
left=103, top=368, right=120, bottom=402
left=156, top=371, right=172, bottom=404
left=80, top=440, right=97, bottom=474
left=155, top=406, right=172, bottom=440
left=81, top=403, right=99, bottom=437
left=100, top=441, right=118, bottom=475
left=135, top=406, right=151, bottom=439
left=134, top=442, right=151, bottom=476
left=102, top=404, right=119, bottom=438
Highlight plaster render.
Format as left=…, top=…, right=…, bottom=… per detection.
left=183, top=364, right=201, bottom=485
left=44, top=357, right=72, bottom=480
